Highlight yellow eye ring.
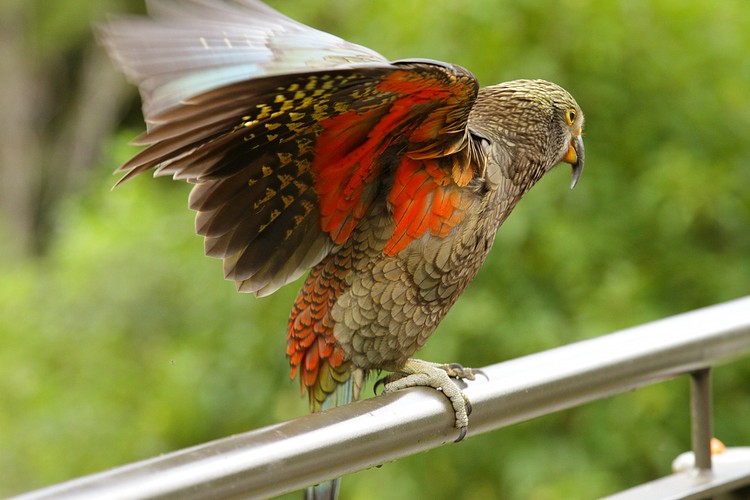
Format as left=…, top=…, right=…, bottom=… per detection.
left=566, top=109, right=577, bottom=125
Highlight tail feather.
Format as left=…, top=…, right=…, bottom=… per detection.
left=305, top=371, right=365, bottom=500
left=320, top=368, right=365, bottom=411
left=306, top=479, right=340, bottom=500
left=288, top=254, right=365, bottom=499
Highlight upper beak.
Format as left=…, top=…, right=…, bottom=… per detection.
left=563, top=134, right=585, bottom=189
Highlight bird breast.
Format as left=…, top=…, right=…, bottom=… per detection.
left=329, top=189, right=496, bottom=371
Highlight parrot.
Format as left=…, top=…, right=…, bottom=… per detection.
left=99, top=0, right=584, bottom=497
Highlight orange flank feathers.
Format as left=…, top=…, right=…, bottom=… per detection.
left=385, top=158, right=469, bottom=254
left=287, top=252, right=350, bottom=407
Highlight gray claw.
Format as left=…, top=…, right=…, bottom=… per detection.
left=455, top=426, right=467, bottom=443
left=373, top=376, right=388, bottom=395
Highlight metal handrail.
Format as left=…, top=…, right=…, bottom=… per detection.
left=14, top=296, right=750, bottom=499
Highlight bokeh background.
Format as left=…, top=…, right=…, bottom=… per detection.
left=1, top=0, right=749, bottom=498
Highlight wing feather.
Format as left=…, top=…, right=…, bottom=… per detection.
left=102, top=2, right=481, bottom=296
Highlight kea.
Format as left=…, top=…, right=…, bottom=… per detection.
left=100, top=0, right=584, bottom=497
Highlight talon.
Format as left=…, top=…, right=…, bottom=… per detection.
left=442, top=362, right=485, bottom=381
left=465, top=399, right=473, bottom=417
left=373, top=376, right=387, bottom=395
left=446, top=362, right=469, bottom=379
left=455, top=426, right=467, bottom=443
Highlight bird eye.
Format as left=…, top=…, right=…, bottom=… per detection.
left=566, top=109, right=576, bottom=125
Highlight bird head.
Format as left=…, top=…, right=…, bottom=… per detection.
left=469, top=79, right=584, bottom=190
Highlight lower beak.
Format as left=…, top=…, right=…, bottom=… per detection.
left=563, top=135, right=585, bottom=189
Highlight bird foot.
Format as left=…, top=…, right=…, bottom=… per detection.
left=378, top=358, right=483, bottom=442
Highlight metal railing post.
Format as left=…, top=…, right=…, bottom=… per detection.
left=690, top=368, right=713, bottom=472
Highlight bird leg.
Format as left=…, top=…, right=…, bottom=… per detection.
left=380, top=359, right=484, bottom=442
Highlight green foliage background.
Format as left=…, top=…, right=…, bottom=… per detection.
left=1, top=0, right=749, bottom=498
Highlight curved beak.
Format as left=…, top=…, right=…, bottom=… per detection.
left=563, top=134, right=585, bottom=189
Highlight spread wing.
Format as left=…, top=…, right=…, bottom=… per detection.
left=100, top=0, right=480, bottom=296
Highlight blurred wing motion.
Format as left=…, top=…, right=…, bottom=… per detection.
left=99, top=0, right=480, bottom=298
left=100, top=0, right=387, bottom=119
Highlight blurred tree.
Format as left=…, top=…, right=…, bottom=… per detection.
left=0, top=0, right=137, bottom=256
